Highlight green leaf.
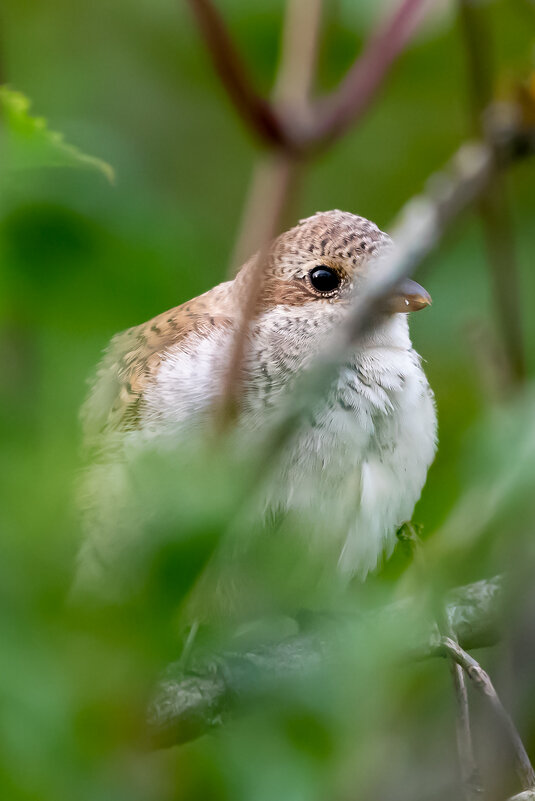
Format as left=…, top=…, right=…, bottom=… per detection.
left=0, top=86, right=114, bottom=183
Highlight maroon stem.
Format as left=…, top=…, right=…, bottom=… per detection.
left=216, top=155, right=297, bottom=426
left=185, top=0, right=431, bottom=154
left=308, top=0, right=429, bottom=147
left=184, top=0, right=293, bottom=150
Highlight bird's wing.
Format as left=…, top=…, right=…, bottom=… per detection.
left=82, top=282, right=235, bottom=446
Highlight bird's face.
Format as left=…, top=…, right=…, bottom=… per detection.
left=237, top=210, right=430, bottom=358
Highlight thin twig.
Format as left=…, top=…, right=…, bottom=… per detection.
left=229, top=157, right=295, bottom=273
left=229, top=0, right=323, bottom=271
left=186, top=0, right=431, bottom=155
left=337, top=106, right=534, bottom=354
left=184, top=0, right=293, bottom=150
left=188, top=0, right=434, bottom=415
left=247, top=121, right=535, bottom=487
left=441, top=587, right=483, bottom=799
left=148, top=577, right=503, bottom=748
left=220, top=0, right=323, bottom=416
left=450, top=659, right=484, bottom=800
left=217, top=154, right=296, bottom=424
left=477, top=176, right=525, bottom=387
left=459, top=0, right=493, bottom=114
left=458, top=0, right=525, bottom=386
left=229, top=156, right=301, bottom=273
left=442, top=637, right=535, bottom=791
left=342, top=142, right=497, bottom=349
left=306, top=0, right=430, bottom=148
left=397, top=524, right=483, bottom=799
left=272, top=0, right=323, bottom=117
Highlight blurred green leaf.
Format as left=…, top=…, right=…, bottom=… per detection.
left=1, top=1, right=535, bottom=799
left=0, top=86, right=114, bottom=183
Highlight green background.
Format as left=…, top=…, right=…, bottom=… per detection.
left=1, top=1, right=535, bottom=800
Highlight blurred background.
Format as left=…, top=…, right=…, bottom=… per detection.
left=1, top=1, right=535, bottom=799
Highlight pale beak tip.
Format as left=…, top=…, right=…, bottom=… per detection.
left=413, top=291, right=432, bottom=310
left=394, top=279, right=432, bottom=313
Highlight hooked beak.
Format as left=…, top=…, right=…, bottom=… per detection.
left=386, top=278, right=432, bottom=314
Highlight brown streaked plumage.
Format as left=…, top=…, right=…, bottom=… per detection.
left=84, top=210, right=396, bottom=442
left=78, top=210, right=436, bottom=597
left=83, top=282, right=236, bottom=440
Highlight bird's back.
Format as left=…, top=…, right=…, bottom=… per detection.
left=75, top=210, right=437, bottom=599
left=81, top=281, right=236, bottom=452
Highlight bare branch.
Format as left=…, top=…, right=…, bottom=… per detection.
left=229, top=0, right=323, bottom=271
left=216, top=154, right=297, bottom=425
left=190, top=0, right=437, bottom=417
left=219, top=0, right=323, bottom=418
left=397, top=524, right=483, bottom=799
left=238, top=120, right=535, bottom=489
left=306, top=0, right=430, bottom=148
left=186, top=0, right=431, bottom=155
left=324, top=142, right=495, bottom=363
left=229, top=155, right=302, bottom=273
left=450, top=659, right=484, bottom=800
left=459, top=0, right=493, bottom=118
left=442, top=637, right=535, bottom=791
left=148, top=577, right=503, bottom=748
left=184, top=0, right=293, bottom=150
left=273, top=0, right=323, bottom=116
left=333, top=108, right=535, bottom=357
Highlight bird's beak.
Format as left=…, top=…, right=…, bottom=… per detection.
left=386, top=278, right=432, bottom=314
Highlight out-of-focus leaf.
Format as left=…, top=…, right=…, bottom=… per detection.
left=0, top=86, right=114, bottom=183
left=410, top=383, right=535, bottom=579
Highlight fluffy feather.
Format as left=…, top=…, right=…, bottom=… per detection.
left=76, top=211, right=437, bottom=596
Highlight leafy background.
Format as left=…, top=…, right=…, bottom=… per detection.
left=1, top=1, right=535, bottom=800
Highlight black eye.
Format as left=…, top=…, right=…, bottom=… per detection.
left=309, top=266, right=341, bottom=293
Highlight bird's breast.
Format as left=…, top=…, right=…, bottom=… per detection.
left=260, top=344, right=437, bottom=576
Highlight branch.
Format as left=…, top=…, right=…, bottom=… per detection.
left=217, top=0, right=323, bottom=420
left=318, top=105, right=535, bottom=365
left=184, top=0, right=293, bottom=150
left=228, top=0, right=324, bottom=272
left=188, top=0, right=432, bottom=419
left=442, top=637, right=535, bottom=791
left=450, top=658, right=483, bottom=800
left=272, top=0, right=323, bottom=115
left=307, top=0, right=429, bottom=148
left=147, top=576, right=503, bottom=748
left=396, top=523, right=482, bottom=800
left=249, top=115, right=535, bottom=458
left=185, top=0, right=430, bottom=154
left=216, top=154, right=295, bottom=425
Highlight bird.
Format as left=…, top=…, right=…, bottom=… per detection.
left=76, top=210, right=437, bottom=601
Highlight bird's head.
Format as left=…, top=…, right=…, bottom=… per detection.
left=232, top=210, right=431, bottom=370
left=264, top=209, right=429, bottom=311
left=235, top=210, right=430, bottom=346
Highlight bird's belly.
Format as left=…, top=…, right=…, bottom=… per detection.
left=265, top=363, right=437, bottom=577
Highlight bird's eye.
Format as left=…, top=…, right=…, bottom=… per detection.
left=309, top=266, right=341, bottom=293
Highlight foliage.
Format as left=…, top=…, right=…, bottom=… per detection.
left=0, top=86, right=114, bottom=181
left=0, top=1, right=535, bottom=800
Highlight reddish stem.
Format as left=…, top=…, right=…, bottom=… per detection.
left=185, top=0, right=294, bottom=150
left=308, top=0, right=429, bottom=147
